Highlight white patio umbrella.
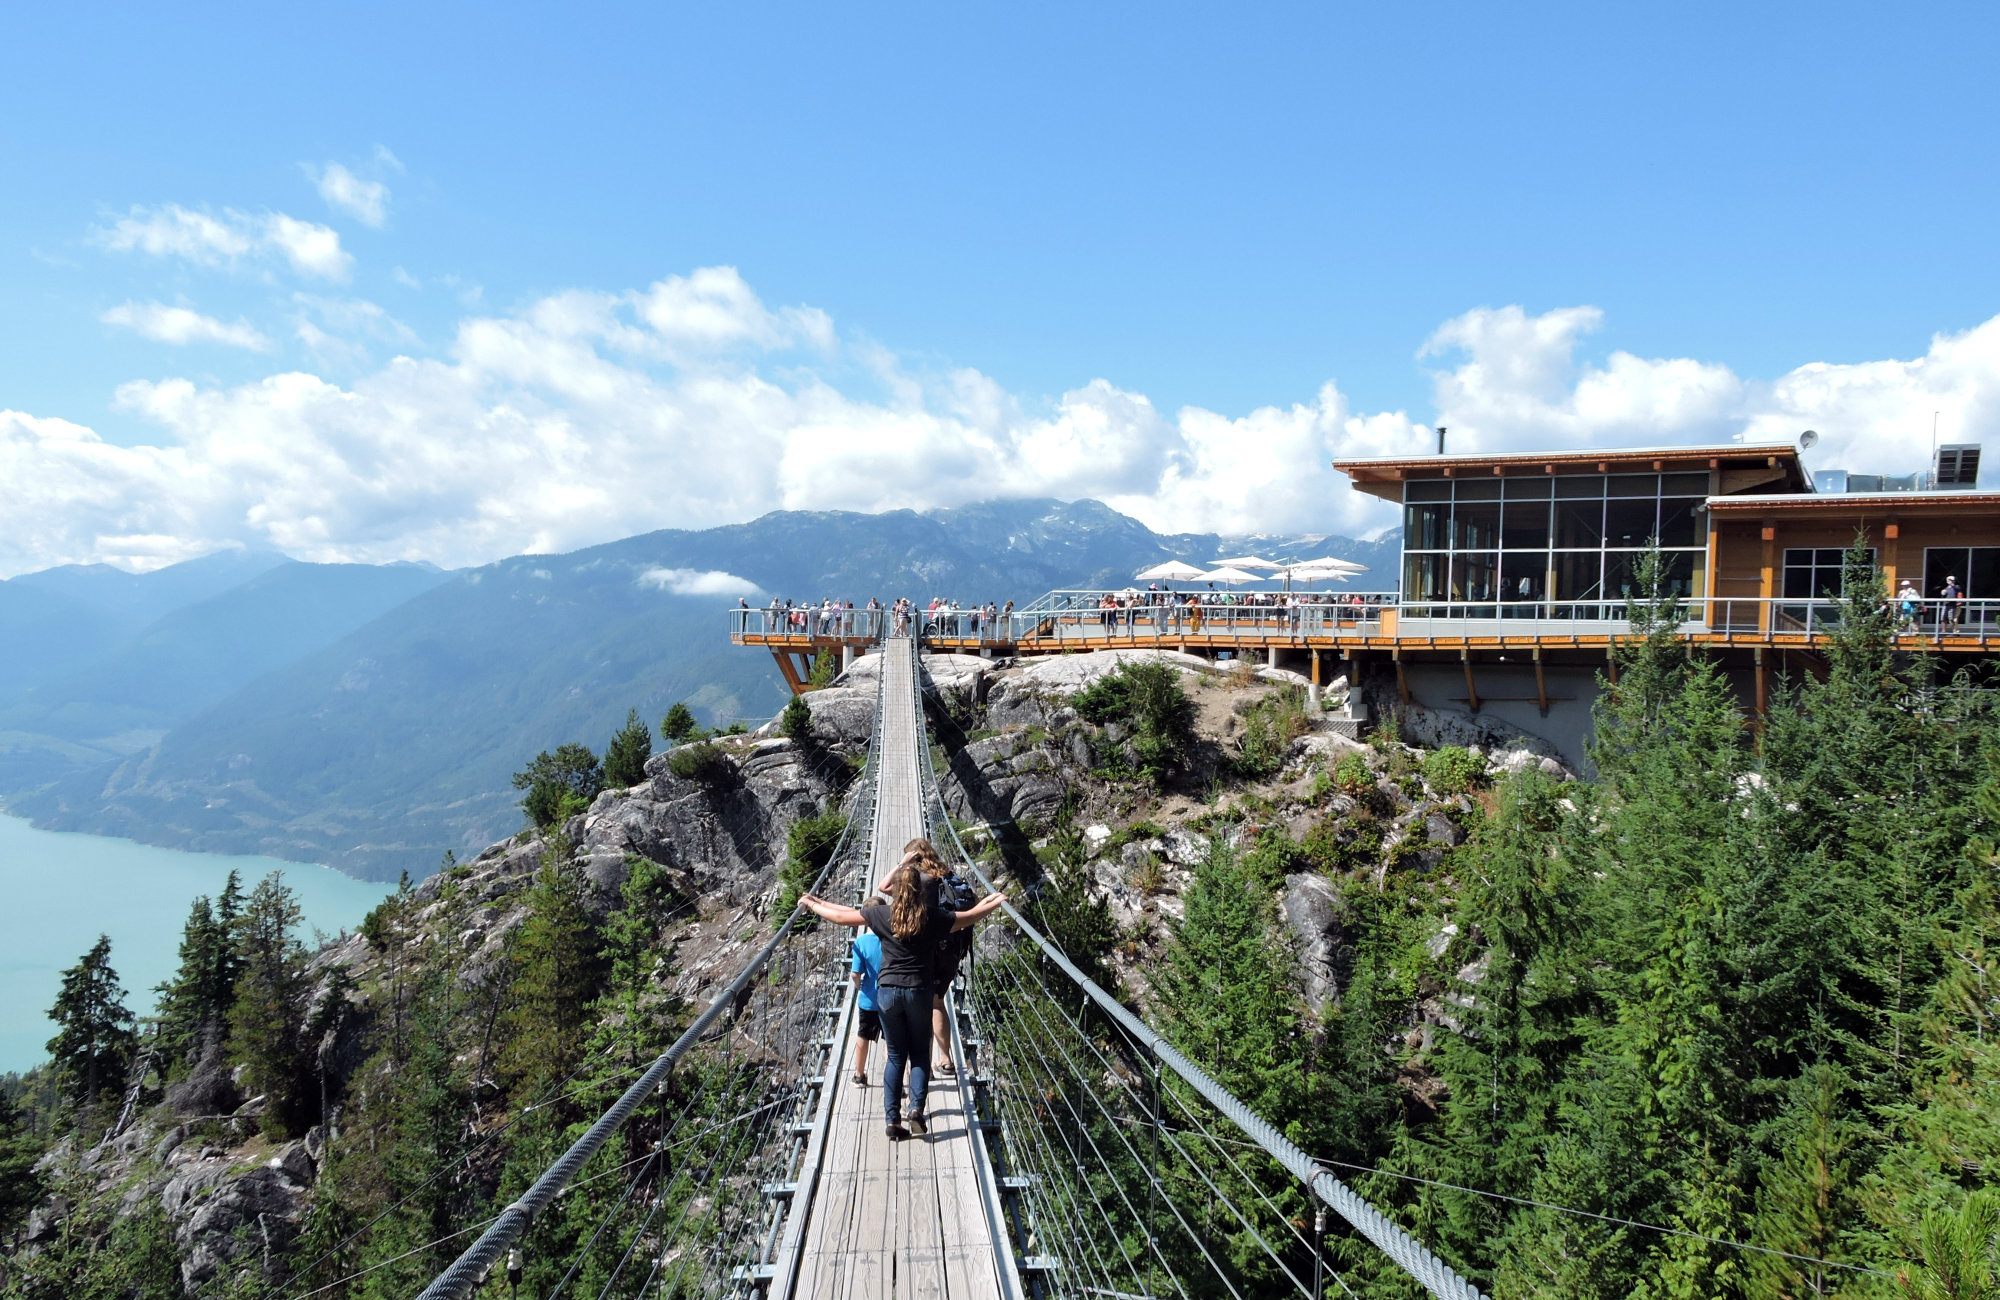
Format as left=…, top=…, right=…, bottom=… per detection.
left=1292, top=556, right=1368, bottom=573
left=1210, top=555, right=1283, bottom=571
left=1282, top=565, right=1352, bottom=586
left=1135, top=560, right=1207, bottom=582
left=1198, top=566, right=1262, bottom=585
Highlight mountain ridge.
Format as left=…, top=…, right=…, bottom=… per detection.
left=2, top=498, right=1398, bottom=879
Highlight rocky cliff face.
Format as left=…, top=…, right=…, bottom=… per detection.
left=15, top=645, right=1535, bottom=1295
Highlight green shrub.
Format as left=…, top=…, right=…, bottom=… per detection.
left=1300, top=816, right=1383, bottom=876
left=780, top=695, right=813, bottom=745
left=1234, top=687, right=1312, bottom=780
left=1240, top=827, right=1304, bottom=890
left=666, top=740, right=731, bottom=782
left=1333, top=750, right=1374, bottom=795
left=1071, top=661, right=1196, bottom=788
left=1420, top=745, right=1487, bottom=795
left=776, top=810, right=847, bottom=923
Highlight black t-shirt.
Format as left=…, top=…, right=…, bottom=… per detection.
left=859, top=903, right=955, bottom=987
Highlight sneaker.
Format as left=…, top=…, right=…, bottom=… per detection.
left=906, top=1112, right=928, bottom=1136
left=852, top=1071, right=866, bottom=1085
left=886, top=1124, right=910, bottom=1141
left=936, top=1061, right=956, bottom=1076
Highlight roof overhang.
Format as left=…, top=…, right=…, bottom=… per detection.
left=1704, top=491, right=2000, bottom=518
left=1331, top=443, right=1807, bottom=502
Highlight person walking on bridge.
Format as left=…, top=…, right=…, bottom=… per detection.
left=801, top=871, right=1006, bottom=1140
left=849, top=912, right=883, bottom=1086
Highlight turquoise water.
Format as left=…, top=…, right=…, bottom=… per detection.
left=0, top=815, right=389, bottom=1074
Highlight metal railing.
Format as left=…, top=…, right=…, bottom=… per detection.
left=731, top=606, right=889, bottom=640
left=731, top=593, right=2000, bottom=648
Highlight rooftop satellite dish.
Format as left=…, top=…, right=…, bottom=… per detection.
left=1799, top=429, right=1819, bottom=450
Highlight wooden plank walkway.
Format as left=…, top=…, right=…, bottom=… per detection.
left=785, top=636, right=1008, bottom=1300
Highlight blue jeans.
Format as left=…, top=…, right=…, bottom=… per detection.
left=877, top=984, right=932, bottom=1125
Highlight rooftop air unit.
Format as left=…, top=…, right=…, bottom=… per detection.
left=1934, top=443, right=1982, bottom=489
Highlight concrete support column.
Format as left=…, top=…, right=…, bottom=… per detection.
left=842, top=645, right=855, bottom=673
left=1267, top=646, right=1279, bottom=669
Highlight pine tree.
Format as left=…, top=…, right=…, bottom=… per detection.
left=603, top=707, right=652, bottom=788
left=1747, top=1063, right=1864, bottom=1298
left=0, top=1089, right=45, bottom=1243
left=228, top=872, right=312, bottom=1138
left=353, top=971, right=473, bottom=1300
left=1428, top=765, right=1591, bottom=1278
left=45, top=934, right=136, bottom=1113
left=661, top=701, right=701, bottom=743
left=511, top=743, right=604, bottom=828
left=155, top=893, right=238, bottom=1070
left=500, top=842, right=607, bottom=1098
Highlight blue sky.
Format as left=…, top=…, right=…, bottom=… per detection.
left=3, top=3, right=1997, bottom=575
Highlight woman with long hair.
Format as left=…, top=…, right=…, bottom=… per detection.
left=800, top=868, right=1005, bottom=1140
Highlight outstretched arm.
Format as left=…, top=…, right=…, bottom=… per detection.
left=951, top=891, right=1008, bottom=930
left=800, top=894, right=865, bottom=927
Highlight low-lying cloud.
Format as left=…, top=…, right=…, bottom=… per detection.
left=639, top=567, right=767, bottom=598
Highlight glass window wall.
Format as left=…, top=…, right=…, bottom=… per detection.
left=1400, top=471, right=1710, bottom=619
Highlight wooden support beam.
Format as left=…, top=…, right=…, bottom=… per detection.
left=1533, top=648, right=1549, bottom=716
left=1753, top=647, right=1769, bottom=734
left=1461, top=651, right=1480, bottom=713
left=1393, top=650, right=1410, bottom=706
left=772, top=649, right=805, bottom=695
left=1310, top=649, right=1321, bottom=687
left=1758, top=524, right=1777, bottom=635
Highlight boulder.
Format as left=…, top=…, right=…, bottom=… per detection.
left=1281, top=874, right=1355, bottom=1014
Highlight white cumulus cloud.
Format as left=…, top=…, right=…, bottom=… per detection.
left=6, top=268, right=1997, bottom=579
left=98, top=204, right=351, bottom=281
left=639, top=567, right=766, bottom=598
left=313, top=162, right=390, bottom=227
left=102, top=302, right=271, bottom=352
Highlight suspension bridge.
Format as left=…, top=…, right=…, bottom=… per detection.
left=412, top=632, right=1486, bottom=1300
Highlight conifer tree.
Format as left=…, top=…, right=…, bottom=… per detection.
left=1428, top=766, right=1590, bottom=1276
left=45, top=934, right=136, bottom=1113
left=352, top=971, right=473, bottom=1300
left=0, top=1089, right=45, bottom=1242
left=1154, top=842, right=1312, bottom=1131
left=603, top=707, right=652, bottom=787
left=500, top=841, right=607, bottom=1098
left=661, top=701, right=701, bottom=743
left=512, top=742, right=604, bottom=828
left=227, top=872, right=312, bottom=1138
left=155, top=894, right=237, bottom=1069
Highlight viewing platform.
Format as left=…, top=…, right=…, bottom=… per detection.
left=732, top=592, right=2000, bottom=662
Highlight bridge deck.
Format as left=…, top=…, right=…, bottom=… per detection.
left=787, top=636, right=1005, bottom=1300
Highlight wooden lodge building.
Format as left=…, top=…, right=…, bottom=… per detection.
left=732, top=439, right=1999, bottom=769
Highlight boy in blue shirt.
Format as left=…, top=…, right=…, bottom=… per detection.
left=849, top=920, right=883, bottom=1085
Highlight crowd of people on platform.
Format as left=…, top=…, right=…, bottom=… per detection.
left=1074, top=586, right=1383, bottom=634
left=798, top=837, right=1005, bottom=1141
